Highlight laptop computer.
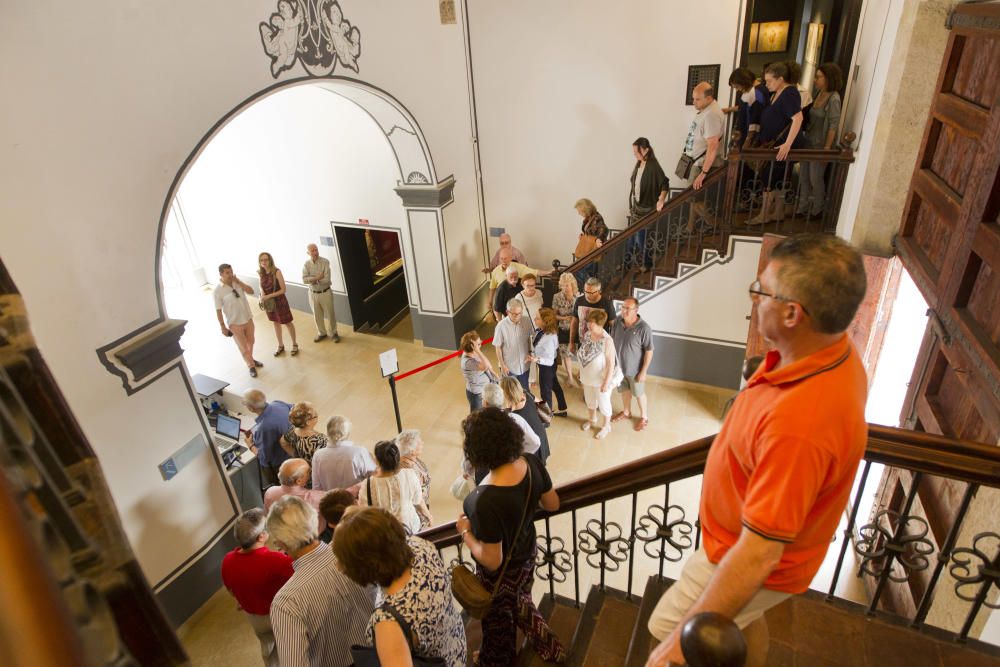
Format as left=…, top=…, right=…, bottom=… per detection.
left=213, top=413, right=242, bottom=449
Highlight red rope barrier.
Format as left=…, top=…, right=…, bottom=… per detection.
left=395, top=337, right=493, bottom=382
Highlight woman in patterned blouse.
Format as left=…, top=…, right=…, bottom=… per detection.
left=551, top=272, right=580, bottom=387
left=279, top=401, right=328, bottom=466
left=334, top=507, right=467, bottom=667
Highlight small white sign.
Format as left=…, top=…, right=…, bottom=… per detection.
left=379, top=348, right=399, bottom=377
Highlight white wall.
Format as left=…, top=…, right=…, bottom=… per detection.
left=468, top=0, right=744, bottom=266
left=175, top=85, right=407, bottom=298
left=635, top=236, right=761, bottom=348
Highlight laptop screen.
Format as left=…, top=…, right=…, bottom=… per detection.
left=216, top=414, right=241, bottom=441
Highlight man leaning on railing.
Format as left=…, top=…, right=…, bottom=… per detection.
left=645, top=234, right=868, bottom=667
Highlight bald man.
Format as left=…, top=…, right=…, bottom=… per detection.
left=485, top=233, right=527, bottom=271
left=263, top=459, right=328, bottom=534
left=488, top=248, right=548, bottom=322
left=243, top=389, right=293, bottom=488
left=302, top=243, right=340, bottom=343
left=684, top=82, right=725, bottom=191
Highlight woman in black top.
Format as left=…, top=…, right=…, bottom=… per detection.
left=499, top=376, right=550, bottom=463
left=456, top=408, right=565, bottom=666
left=628, top=138, right=669, bottom=270
left=749, top=61, right=805, bottom=225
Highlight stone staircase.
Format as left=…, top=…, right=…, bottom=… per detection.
left=466, top=575, right=1000, bottom=667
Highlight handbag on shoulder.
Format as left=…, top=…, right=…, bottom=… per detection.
left=450, top=458, right=533, bottom=619
left=675, top=150, right=707, bottom=180
left=259, top=296, right=276, bottom=313
left=349, top=603, right=445, bottom=666
left=574, top=234, right=599, bottom=259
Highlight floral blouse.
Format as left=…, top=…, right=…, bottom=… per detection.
left=552, top=291, right=577, bottom=332
left=581, top=212, right=609, bottom=241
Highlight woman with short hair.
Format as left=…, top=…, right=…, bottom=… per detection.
left=551, top=273, right=580, bottom=387
left=257, top=251, right=298, bottom=356
left=456, top=408, right=565, bottom=666
left=318, top=488, right=356, bottom=531
left=334, top=508, right=466, bottom=667
left=279, top=401, right=327, bottom=465
left=578, top=310, right=619, bottom=439
left=395, top=429, right=432, bottom=528
left=359, top=441, right=431, bottom=534
left=460, top=331, right=496, bottom=412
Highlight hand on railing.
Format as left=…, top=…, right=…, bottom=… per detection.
left=678, top=612, right=747, bottom=667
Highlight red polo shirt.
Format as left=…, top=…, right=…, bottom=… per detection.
left=700, top=335, right=868, bottom=593
left=221, top=546, right=294, bottom=615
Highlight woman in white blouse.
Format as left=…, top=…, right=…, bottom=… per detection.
left=359, top=441, right=432, bottom=534
left=530, top=308, right=567, bottom=416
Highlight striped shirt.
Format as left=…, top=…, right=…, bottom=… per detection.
left=270, top=542, right=377, bottom=667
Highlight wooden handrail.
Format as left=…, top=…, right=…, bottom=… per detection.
left=423, top=424, right=1000, bottom=549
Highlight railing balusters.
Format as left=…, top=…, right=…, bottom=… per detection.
left=627, top=491, right=637, bottom=600
left=599, top=501, right=607, bottom=591
left=866, top=472, right=924, bottom=614
left=827, top=460, right=872, bottom=599
left=659, top=484, right=669, bottom=580
left=572, top=509, right=580, bottom=608
left=544, top=516, right=555, bottom=600
left=912, top=483, right=977, bottom=627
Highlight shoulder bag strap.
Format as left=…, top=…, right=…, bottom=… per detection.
left=382, top=603, right=419, bottom=654
left=489, top=457, right=533, bottom=597
left=366, top=476, right=372, bottom=505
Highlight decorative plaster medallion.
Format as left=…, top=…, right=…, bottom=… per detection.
left=259, top=0, right=362, bottom=78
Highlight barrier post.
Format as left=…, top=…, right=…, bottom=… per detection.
left=387, top=374, right=403, bottom=433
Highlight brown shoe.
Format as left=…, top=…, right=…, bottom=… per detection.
left=611, top=411, right=631, bottom=423
left=635, top=418, right=649, bottom=432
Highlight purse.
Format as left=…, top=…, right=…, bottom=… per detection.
left=349, top=603, right=445, bottom=666
left=526, top=389, right=552, bottom=426
left=450, top=459, right=533, bottom=619
left=675, top=150, right=707, bottom=180
left=259, top=297, right=276, bottom=313
left=574, top=234, right=599, bottom=259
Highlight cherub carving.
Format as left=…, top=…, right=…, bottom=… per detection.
left=323, top=2, right=361, bottom=72
left=259, top=1, right=303, bottom=78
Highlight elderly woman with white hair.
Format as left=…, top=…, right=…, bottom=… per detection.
left=396, top=429, right=432, bottom=527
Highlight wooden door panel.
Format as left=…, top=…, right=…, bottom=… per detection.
left=946, top=34, right=1000, bottom=108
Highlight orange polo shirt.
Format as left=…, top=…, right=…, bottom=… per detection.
left=700, top=335, right=868, bottom=593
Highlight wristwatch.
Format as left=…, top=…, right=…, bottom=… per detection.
left=701, top=168, right=711, bottom=174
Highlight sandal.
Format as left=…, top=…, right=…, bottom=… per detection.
left=611, top=411, right=631, bottom=423
left=594, top=425, right=611, bottom=440
left=273, top=346, right=285, bottom=357
left=290, top=344, right=299, bottom=356
left=635, top=418, right=649, bottom=432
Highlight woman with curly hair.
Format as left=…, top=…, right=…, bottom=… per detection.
left=279, top=401, right=327, bottom=465
left=456, top=408, right=565, bottom=666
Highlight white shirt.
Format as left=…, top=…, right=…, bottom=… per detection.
left=359, top=468, right=423, bottom=535
left=302, top=257, right=332, bottom=291
left=510, top=412, right=541, bottom=456
left=493, top=316, right=534, bottom=375
left=534, top=332, right=559, bottom=366
left=213, top=282, right=253, bottom=326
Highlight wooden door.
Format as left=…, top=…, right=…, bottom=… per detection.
left=873, top=2, right=1000, bottom=617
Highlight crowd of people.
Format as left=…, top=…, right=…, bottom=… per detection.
left=213, top=60, right=860, bottom=667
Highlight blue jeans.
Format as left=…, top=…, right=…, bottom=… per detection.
left=466, top=390, right=483, bottom=412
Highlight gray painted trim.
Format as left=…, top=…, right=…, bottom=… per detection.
left=647, top=332, right=745, bottom=390
left=113, top=319, right=188, bottom=382
left=393, top=175, right=456, bottom=208
left=404, top=212, right=450, bottom=315
left=409, top=282, right=490, bottom=350
left=157, top=527, right=236, bottom=628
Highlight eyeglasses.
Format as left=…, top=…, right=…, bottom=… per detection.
left=748, top=279, right=809, bottom=315
left=584, top=289, right=601, bottom=296
left=232, top=289, right=240, bottom=298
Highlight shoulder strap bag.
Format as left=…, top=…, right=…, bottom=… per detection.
left=349, top=603, right=445, bottom=666
left=675, top=149, right=707, bottom=181
left=450, top=458, right=533, bottom=619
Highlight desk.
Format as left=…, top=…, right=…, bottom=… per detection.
left=226, top=452, right=264, bottom=511
left=192, top=373, right=229, bottom=398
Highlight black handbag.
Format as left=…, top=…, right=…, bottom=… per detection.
left=350, top=603, right=445, bottom=666
left=675, top=150, right=707, bottom=180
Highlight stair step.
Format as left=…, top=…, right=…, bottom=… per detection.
left=564, top=586, right=641, bottom=667
left=624, top=576, right=671, bottom=667
left=515, top=594, right=583, bottom=667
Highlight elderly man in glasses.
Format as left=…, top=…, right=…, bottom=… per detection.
left=645, top=234, right=868, bottom=667
left=214, top=263, right=263, bottom=377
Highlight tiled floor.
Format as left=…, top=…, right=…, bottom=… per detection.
left=171, top=285, right=735, bottom=665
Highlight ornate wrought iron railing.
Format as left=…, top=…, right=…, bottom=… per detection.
left=554, top=137, right=856, bottom=300
left=426, top=424, right=1000, bottom=652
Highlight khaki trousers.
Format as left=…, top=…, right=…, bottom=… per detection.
left=245, top=612, right=279, bottom=667
left=309, top=289, right=337, bottom=336
left=229, top=320, right=256, bottom=368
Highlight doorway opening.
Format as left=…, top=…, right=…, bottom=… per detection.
left=333, top=225, right=410, bottom=337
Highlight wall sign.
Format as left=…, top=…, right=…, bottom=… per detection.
left=259, top=0, right=362, bottom=78
left=685, top=65, right=721, bottom=105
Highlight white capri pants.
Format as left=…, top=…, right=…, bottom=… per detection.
left=583, top=383, right=613, bottom=416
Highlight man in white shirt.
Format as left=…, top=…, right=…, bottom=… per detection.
left=685, top=82, right=725, bottom=191
left=493, top=298, right=534, bottom=391
left=214, top=263, right=262, bottom=377
left=301, top=244, right=340, bottom=343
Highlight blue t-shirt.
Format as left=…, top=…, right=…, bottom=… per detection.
left=255, top=400, right=292, bottom=467
left=759, top=86, right=802, bottom=145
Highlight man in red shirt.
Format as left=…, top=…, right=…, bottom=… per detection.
left=646, top=234, right=869, bottom=667
left=221, top=508, right=294, bottom=667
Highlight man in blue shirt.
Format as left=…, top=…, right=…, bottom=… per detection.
left=243, top=389, right=292, bottom=488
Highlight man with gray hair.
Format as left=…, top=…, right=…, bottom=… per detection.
left=264, top=458, right=327, bottom=534
left=268, top=496, right=376, bottom=666
left=569, top=276, right=615, bottom=353
left=302, top=243, right=340, bottom=343
left=485, top=232, right=527, bottom=270
left=221, top=508, right=294, bottom=667
left=492, top=298, right=534, bottom=391
left=646, top=234, right=868, bottom=667
left=243, top=389, right=292, bottom=488
left=488, top=247, right=548, bottom=322
left=310, top=415, right=375, bottom=492
left=492, top=263, right=523, bottom=321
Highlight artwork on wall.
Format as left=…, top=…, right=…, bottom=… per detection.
left=686, top=64, right=721, bottom=105
left=747, top=20, right=790, bottom=54
left=259, top=0, right=362, bottom=78
left=439, top=0, right=456, bottom=24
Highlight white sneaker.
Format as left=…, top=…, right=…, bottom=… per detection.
left=594, top=425, right=611, bottom=440
left=581, top=421, right=595, bottom=432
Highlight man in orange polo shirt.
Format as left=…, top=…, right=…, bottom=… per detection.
left=646, top=234, right=868, bottom=667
